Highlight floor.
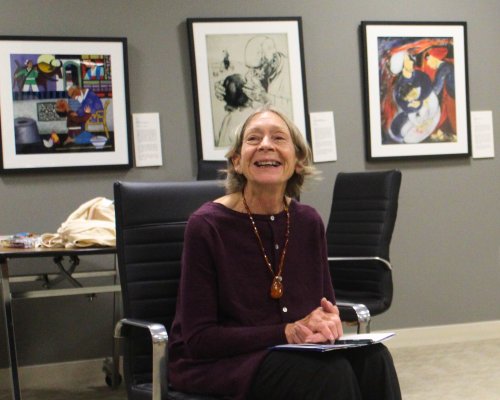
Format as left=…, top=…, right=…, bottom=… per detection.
left=1, top=338, right=499, bottom=399
left=0, top=386, right=126, bottom=400
left=389, top=338, right=500, bottom=399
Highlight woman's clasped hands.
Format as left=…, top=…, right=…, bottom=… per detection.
left=285, top=297, right=343, bottom=344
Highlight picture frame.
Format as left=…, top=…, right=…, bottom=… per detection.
left=187, top=17, right=310, bottom=161
left=360, top=21, right=471, bottom=160
left=0, top=36, right=132, bottom=172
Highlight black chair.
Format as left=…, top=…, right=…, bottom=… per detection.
left=113, top=180, right=225, bottom=400
left=196, top=160, right=227, bottom=181
left=326, top=170, right=402, bottom=333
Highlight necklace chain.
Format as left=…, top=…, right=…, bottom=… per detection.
left=242, top=191, right=290, bottom=299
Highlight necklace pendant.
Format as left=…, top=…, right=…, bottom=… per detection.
left=270, top=276, right=283, bottom=299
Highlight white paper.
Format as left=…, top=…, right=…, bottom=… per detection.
left=310, top=111, right=337, bottom=163
left=471, top=111, right=495, bottom=159
left=272, top=332, right=395, bottom=352
left=133, top=113, right=163, bottom=167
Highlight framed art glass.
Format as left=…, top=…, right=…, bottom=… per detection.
left=187, top=17, right=310, bottom=161
left=0, top=36, right=132, bottom=172
left=361, top=22, right=471, bottom=160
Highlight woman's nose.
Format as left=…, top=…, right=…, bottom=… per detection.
left=258, top=135, right=274, bottom=150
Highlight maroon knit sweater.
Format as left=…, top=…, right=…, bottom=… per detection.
left=168, top=200, right=335, bottom=399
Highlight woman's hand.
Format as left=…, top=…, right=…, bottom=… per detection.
left=285, top=298, right=343, bottom=344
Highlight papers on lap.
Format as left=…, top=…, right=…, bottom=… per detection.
left=272, top=332, right=395, bottom=352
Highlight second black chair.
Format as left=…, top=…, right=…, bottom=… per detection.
left=326, top=170, right=402, bottom=333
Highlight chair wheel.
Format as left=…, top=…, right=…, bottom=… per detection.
left=103, top=357, right=122, bottom=387
left=105, top=372, right=122, bottom=387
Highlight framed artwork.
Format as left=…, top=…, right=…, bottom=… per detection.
left=0, top=36, right=132, bottom=172
left=361, top=22, right=471, bottom=160
left=187, top=17, right=310, bottom=161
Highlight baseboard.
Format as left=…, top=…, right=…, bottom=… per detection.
left=385, top=319, right=500, bottom=349
left=0, top=357, right=119, bottom=391
left=1, top=320, right=500, bottom=391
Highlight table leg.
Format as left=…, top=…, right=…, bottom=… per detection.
left=111, top=255, right=122, bottom=387
left=0, top=259, right=22, bottom=400
left=52, top=256, right=82, bottom=288
left=41, top=256, right=80, bottom=289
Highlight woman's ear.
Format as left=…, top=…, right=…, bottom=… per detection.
left=295, top=160, right=304, bottom=174
left=232, top=155, right=241, bottom=173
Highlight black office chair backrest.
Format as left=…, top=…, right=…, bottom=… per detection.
left=197, top=160, right=227, bottom=181
left=114, top=180, right=225, bottom=394
left=326, top=170, right=401, bottom=260
left=326, top=170, right=402, bottom=319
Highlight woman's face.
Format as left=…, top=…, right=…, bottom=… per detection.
left=232, top=111, right=299, bottom=191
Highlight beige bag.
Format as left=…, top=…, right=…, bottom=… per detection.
left=39, top=197, right=115, bottom=248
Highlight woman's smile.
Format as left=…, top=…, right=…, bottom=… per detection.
left=232, top=111, right=298, bottom=188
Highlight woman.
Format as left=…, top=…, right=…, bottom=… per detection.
left=168, top=106, right=401, bottom=399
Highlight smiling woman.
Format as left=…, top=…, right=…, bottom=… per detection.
left=224, top=105, right=315, bottom=201
left=231, top=110, right=301, bottom=206
left=167, top=105, right=402, bottom=400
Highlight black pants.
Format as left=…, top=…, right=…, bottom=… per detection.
left=249, top=344, right=401, bottom=400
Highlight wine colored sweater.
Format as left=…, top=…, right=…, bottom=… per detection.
left=168, top=200, right=335, bottom=399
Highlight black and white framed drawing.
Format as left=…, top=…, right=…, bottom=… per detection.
left=187, top=17, right=310, bottom=161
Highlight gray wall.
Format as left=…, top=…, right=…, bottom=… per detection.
left=0, top=0, right=498, bottom=368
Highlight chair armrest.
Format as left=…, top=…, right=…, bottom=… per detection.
left=113, top=318, right=168, bottom=400
left=335, top=302, right=371, bottom=333
left=328, top=256, right=392, bottom=271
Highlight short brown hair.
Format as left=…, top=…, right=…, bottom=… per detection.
left=224, top=105, right=317, bottom=198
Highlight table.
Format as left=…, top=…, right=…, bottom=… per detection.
left=0, top=246, right=118, bottom=400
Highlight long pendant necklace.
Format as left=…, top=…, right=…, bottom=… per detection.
left=242, top=191, right=290, bottom=299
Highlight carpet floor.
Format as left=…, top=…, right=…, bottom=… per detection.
left=1, top=338, right=499, bottom=399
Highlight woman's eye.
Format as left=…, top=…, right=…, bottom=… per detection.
left=273, top=135, right=287, bottom=142
left=245, top=135, right=260, bottom=143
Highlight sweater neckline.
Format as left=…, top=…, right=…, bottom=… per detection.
left=210, top=199, right=294, bottom=220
